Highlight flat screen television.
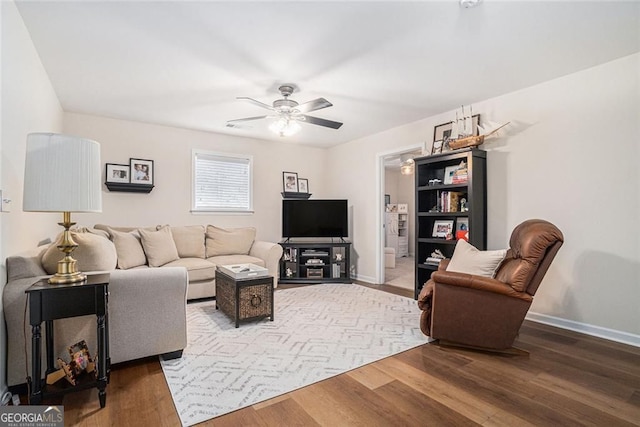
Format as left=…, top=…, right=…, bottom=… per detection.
left=282, top=199, right=348, bottom=238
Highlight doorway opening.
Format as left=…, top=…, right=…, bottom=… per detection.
left=376, top=144, right=423, bottom=292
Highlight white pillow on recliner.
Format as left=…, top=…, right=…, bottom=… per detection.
left=446, top=239, right=506, bottom=278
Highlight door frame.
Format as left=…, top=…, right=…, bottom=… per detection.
left=375, top=143, right=424, bottom=284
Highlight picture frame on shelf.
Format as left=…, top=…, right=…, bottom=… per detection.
left=432, top=220, right=454, bottom=239
left=298, top=178, right=309, bottom=193
left=443, top=165, right=459, bottom=185
left=283, top=171, right=298, bottom=192
left=456, top=217, right=469, bottom=241
left=105, top=163, right=130, bottom=183
left=130, top=158, right=154, bottom=185
left=431, top=140, right=443, bottom=155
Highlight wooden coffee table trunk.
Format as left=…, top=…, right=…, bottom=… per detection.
left=215, top=270, right=274, bottom=328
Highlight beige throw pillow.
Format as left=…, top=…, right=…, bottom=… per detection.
left=206, top=225, right=256, bottom=257
left=446, top=239, right=507, bottom=278
left=169, top=225, right=206, bottom=259
left=139, top=226, right=180, bottom=267
left=107, top=228, right=147, bottom=270
left=42, top=229, right=117, bottom=274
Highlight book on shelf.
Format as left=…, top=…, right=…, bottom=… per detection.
left=439, top=191, right=465, bottom=212
left=425, top=257, right=443, bottom=264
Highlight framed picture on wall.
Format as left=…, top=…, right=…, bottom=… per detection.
left=105, top=163, right=130, bottom=183
left=130, top=158, right=154, bottom=185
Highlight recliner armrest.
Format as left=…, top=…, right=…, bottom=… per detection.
left=431, top=270, right=532, bottom=302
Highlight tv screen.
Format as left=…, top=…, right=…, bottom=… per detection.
left=282, top=199, right=348, bottom=238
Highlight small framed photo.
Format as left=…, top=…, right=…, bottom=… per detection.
left=298, top=178, right=309, bottom=193
left=130, top=158, right=154, bottom=185
left=431, top=140, right=443, bottom=155
left=456, top=217, right=469, bottom=232
left=283, top=171, right=298, bottom=192
left=105, top=163, right=130, bottom=183
left=432, top=220, right=454, bottom=239
left=443, top=165, right=459, bottom=185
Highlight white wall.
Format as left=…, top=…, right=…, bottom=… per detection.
left=1, top=0, right=64, bottom=393
left=327, top=53, right=640, bottom=340
left=63, top=113, right=327, bottom=244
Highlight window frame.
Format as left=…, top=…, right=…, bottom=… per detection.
left=191, top=149, right=254, bottom=214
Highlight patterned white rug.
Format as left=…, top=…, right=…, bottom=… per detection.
left=160, top=283, right=428, bottom=426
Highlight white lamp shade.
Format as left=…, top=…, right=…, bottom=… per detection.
left=23, top=133, right=102, bottom=212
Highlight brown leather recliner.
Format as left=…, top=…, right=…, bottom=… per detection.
left=417, top=219, right=564, bottom=350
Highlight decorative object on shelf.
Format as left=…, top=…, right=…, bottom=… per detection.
left=449, top=120, right=511, bottom=150
left=283, top=171, right=298, bottom=192
left=335, top=253, right=343, bottom=261
left=456, top=217, right=470, bottom=241
left=106, top=163, right=130, bottom=183
left=431, top=140, right=443, bottom=155
left=432, top=220, right=454, bottom=239
left=48, top=340, right=96, bottom=386
left=130, top=158, right=154, bottom=185
left=433, top=110, right=480, bottom=154
left=298, top=178, right=309, bottom=193
left=428, top=178, right=442, bottom=186
left=23, top=133, right=102, bottom=284
left=285, top=267, right=293, bottom=278
left=460, top=198, right=468, bottom=212
left=425, top=249, right=446, bottom=265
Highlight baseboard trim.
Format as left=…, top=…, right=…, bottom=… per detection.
left=526, top=311, right=640, bottom=348
left=354, top=274, right=376, bottom=284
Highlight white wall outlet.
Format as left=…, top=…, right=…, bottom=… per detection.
left=0, top=190, right=12, bottom=212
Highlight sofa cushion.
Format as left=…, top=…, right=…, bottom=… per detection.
left=108, top=228, right=147, bottom=270
left=139, top=226, right=180, bottom=267
left=446, top=239, right=507, bottom=278
left=42, top=229, right=118, bottom=274
left=164, top=258, right=216, bottom=282
left=207, top=254, right=266, bottom=269
left=170, top=225, right=206, bottom=259
left=205, top=226, right=256, bottom=257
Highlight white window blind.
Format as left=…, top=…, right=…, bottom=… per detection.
left=193, top=150, right=253, bottom=212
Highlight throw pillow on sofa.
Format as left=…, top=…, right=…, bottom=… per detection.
left=167, top=225, right=206, bottom=259
left=139, top=226, right=180, bottom=267
left=107, top=228, right=147, bottom=270
left=205, top=225, right=256, bottom=257
left=42, top=229, right=118, bottom=274
left=446, top=239, right=507, bottom=278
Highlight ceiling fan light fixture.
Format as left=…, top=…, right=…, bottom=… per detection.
left=269, top=117, right=301, bottom=137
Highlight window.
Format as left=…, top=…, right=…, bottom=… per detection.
left=192, top=150, right=253, bottom=213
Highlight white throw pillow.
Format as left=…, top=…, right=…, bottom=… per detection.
left=446, top=239, right=507, bottom=278
left=139, top=226, right=180, bottom=267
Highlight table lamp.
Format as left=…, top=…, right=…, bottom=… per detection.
left=23, top=133, right=102, bottom=284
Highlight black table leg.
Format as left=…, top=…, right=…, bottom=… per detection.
left=30, top=324, right=42, bottom=404
left=97, top=314, right=107, bottom=408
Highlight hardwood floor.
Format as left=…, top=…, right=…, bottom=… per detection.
left=24, top=283, right=640, bottom=426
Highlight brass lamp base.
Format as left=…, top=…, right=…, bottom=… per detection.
left=48, top=211, right=87, bottom=285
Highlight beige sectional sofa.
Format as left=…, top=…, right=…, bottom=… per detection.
left=3, top=224, right=282, bottom=388
left=93, top=224, right=283, bottom=300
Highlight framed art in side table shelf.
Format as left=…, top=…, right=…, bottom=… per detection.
left=130, top=158, right=154, bottom=185
left=105, top=163, right=130, bottom=183
left=283, top=171, right=298, bottom=192
left=432, top=220, right=454, bottom=239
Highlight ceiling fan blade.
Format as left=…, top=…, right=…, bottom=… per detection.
left=237, top=97, right=274, bottom=110
left=227, top=115, right=269, bottom=123
left=302, top=115, right=343, bottom=129
left=295, top=98, right=333, bottom=113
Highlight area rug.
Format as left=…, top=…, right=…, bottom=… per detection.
left=160, top=283, right=428, bottom=426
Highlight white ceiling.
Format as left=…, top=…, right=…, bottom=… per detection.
left=15, top=1, right=640, bottom=148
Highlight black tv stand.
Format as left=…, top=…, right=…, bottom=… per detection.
left=279, top=239, right=351, bottom=284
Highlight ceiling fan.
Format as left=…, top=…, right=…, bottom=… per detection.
left=227, top=85, right=343, bottom=137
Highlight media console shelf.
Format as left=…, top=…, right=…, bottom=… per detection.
left=279, top=239, right=351, bottom=284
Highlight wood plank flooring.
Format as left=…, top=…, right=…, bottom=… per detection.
left=21, top=283, right=640, bottom=426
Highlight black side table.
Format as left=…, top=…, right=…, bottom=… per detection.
left=25, top=273, right=110, bottom=408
